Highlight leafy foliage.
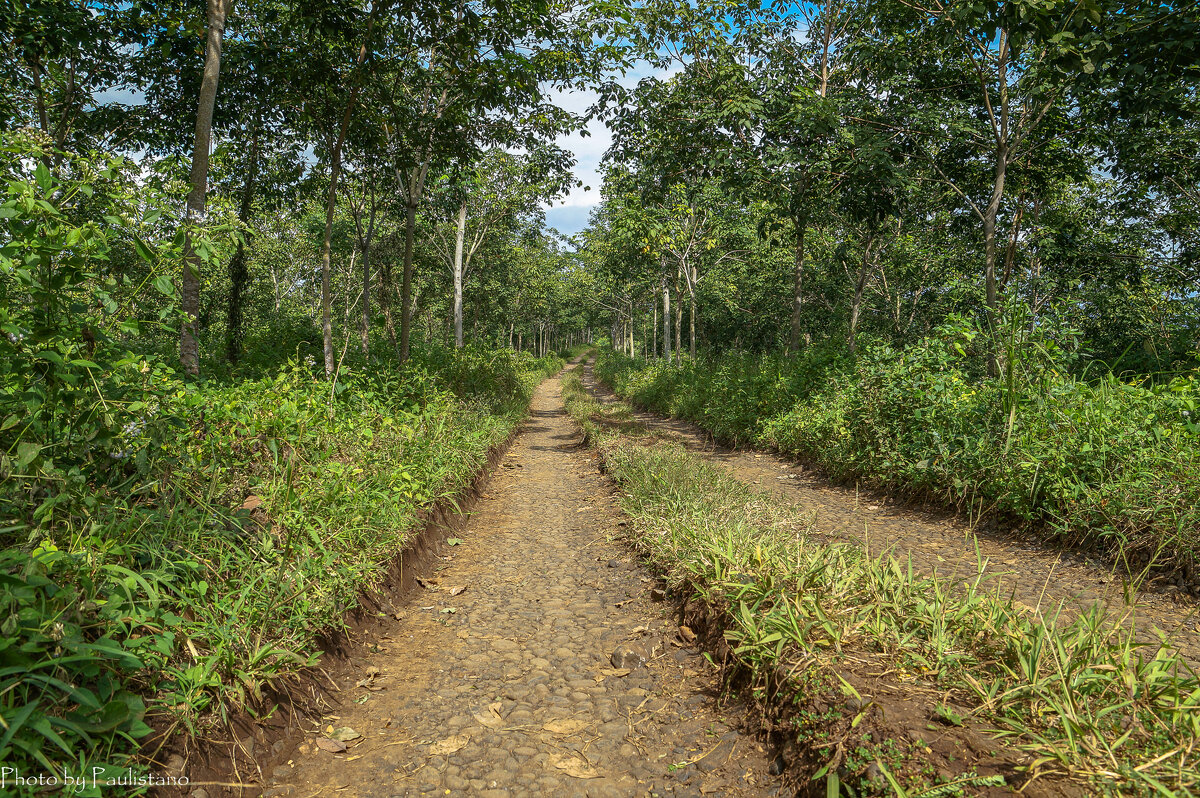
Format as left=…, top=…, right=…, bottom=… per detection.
left=595, top=323, right=1200, bottom=569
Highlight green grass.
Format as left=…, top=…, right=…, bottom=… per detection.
left=0, top=346, right=561, bottom=793
left=593, top=335, right=1200, bottom=577
left=562, top=369, right=1200, bottom=795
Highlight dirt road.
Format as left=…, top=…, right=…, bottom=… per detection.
left=264, top=370, right=775, bottom=797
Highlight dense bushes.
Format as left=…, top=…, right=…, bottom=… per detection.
left=595, top=329, right=1200, bottom=569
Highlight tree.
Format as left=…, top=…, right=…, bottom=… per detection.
left=180, top=0, right=232, bottom=376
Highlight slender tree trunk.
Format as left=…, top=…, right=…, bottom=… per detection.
left=848, top=243, right=872, bottom=355
left=360, top=193, right=376, bottom=359
left=180, top=0, right=231, bottom=376
left=983, top=151, right=1007, bottom=325
left=400, top=200, right=417, bottom=361
left=983, top=145, right=1008, bottom=374
left=689, top=299, right=696, bottom=358
left=662, top=274, right=671, bottom=364
left=788, top=216, right=806, bottom=353
left=652, top=290, right=658, bottom=359
left=318, top=7, right=380, bottom=375
left=673, top=277, right=683, bottom=355
left=380, top=258, right=397, bottom=353
left=628, top=306, right=634, bottom=356
left=688, top=264, right=697, bottom=358
left=226, top=124, right=259, bottom=364
left=453, top=199, right=467, bottom=348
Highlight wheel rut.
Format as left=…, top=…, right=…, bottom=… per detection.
left=581, top=363, right=1200, bottom=665
left=266, top=370, right=776, bottom=798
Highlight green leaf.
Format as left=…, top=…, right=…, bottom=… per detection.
left=133, top=235, right=154, bottom=263
left=34, top=162, right=52, bottom=191
left=154, top=274, right=175, bottom=297
left=15, top=442, right=39, bottom=467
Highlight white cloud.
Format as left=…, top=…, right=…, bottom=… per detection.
left=541, top=62, right=681, bottom=236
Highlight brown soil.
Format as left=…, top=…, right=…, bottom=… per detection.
left=580, top=363, right=1200, bottom=665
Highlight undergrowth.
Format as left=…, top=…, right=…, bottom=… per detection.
left=562, top=367, right=1200, bottom=796
left=593, top=324, right=1200, bottom=577
left=0, top=344, right=560, bottom=793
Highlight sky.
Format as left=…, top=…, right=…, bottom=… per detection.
left=542, top=88, right=609, bottom=240
left=541, top=63, right=679, bottom=241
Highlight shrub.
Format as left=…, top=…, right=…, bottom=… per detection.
left=595, top=329, right=1200, bottom=567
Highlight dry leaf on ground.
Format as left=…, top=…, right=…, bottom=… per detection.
left=474, top=703, right=504, bottom=729
left=428, top=734, right=470, bottom=756
left=315, top=737, right=347, bottom=753
left=551, top=755, right=600, bottom=779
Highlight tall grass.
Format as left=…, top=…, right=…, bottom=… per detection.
left=0, top=346, right=561, bottom=791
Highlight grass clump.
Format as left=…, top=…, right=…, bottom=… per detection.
left=594, top=327, right=1200, bottom=575
left=563, top=373, right=1200, bottom=795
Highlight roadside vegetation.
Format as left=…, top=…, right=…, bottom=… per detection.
left=2, top=331, right=560, bottom=787
left=1, top=50, right=578, bottom=793
left=563, top=366, right=1200, bottom=796
left=594, top=331, right=1200, bottom=579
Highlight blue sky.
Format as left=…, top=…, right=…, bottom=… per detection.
left=542, top=62, right=679, bottom=239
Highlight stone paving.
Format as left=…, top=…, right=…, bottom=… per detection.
left=265, top=370, right=775, bottom=798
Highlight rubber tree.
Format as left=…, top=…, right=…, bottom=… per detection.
left=180, top=0, right=232, bottom=376
left=429, top=146, right=574, bottom=347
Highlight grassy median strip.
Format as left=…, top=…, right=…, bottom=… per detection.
left=563, top=366, right=1200, bottom=796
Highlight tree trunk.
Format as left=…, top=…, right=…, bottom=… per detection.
left=983, top=144, right=1008, bottom=373
left=400, top=200, right=417, bottom=361
left=788, top=217, right=806, bottom=354
left=226, top=124, right=259, bottom=364
left=689, top=264, right=697, bottom=358
left=673, top=278, right=683, bottom=355
left=652, top=289, right=658, bottom=359
left=662, top=274, right=671, bottom=364
left=689, top=298, right=696, bottom=358
left=848, top=244, right=872, bottom=355
left=360, top=192, right=376, bottom=359
left=180, top=0, right=231, bottom=376
left=380, top=258, right=397, bottom=353
left=453, top=199, right=467, bottom=348
left=318, top=8, right=380, bottom=375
